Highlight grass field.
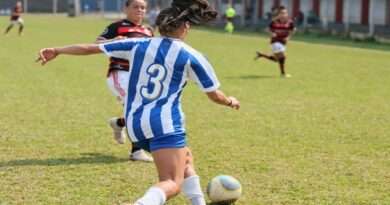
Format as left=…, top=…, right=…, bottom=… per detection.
left=1, top=15, right=390, bottom=205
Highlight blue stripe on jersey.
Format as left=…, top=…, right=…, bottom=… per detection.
left=190, top=56, right=215, bottom=89
left=125, top=41, right=152, bottom=141
left=104, top=40, right=138, bottom=52
left=171, top=88, right=185, bottom=133
left=132, top=39, right=173, bottom=139
left=150, top=48, right=190, bottom=137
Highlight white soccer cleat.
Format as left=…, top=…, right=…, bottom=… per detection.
left=109, top=118, right=126, bottom=144
left=130, top=150, right=154, bottom=162
left=281, top=73, right=292, bottom=78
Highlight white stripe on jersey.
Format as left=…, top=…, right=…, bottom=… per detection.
left=160, top=60, right=190, bottom=134
left=140, top=40, right=183, bottom=138
left=128, top=38, right=163, bottom=140
left=100, top=37, right=220, bottom=142
left=122, top=45, right=139, bottom=143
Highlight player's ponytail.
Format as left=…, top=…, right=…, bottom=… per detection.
left=156, top=0, right=218, bottom=35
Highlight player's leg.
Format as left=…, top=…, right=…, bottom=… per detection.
left=133, top=134, right=188, bottom=204
left=275, top=52, right=290, bottom=78
left=133, top=147, right=187, bottom=205
left=255, top=51, right=278, bottom=62
left=108, top=71, right=153, bottom=162
left=182, top=148, right=206, bottom=205
left=18, top=19, right=24, bottom=35
left=225, top=19, right=234, bottom=34
left=4, top=23, right=14, bottom=34
left=106, top=71, right=128, bottom=144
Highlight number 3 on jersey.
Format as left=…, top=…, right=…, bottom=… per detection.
left=141, top=64, right=167, bottom=100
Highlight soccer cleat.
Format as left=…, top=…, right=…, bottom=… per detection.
left=130, top=150, right=154, bottom=162
left=109, top=118, right=126, bottom=144
left=281, top=74, right=292, bottom=78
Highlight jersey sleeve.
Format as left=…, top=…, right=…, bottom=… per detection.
left=98, top=23, right=117, bottom=40
left=187, top=52, right=220, bottom=92
left=99, top=38, right=144, bottom=60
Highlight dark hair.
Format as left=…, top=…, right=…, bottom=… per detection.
left=156, top=0, right=218, bottom=35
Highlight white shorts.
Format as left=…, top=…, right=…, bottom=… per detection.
left=11, top=18, right=24, bottom=25
left=106, top=70, right=129, bottom=104
left=271, top=42, right=286, bottom=54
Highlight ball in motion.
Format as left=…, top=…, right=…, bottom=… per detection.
left=207, top=175, right=242, bottom=205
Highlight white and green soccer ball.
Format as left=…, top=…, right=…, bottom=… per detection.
left=207, top=175, right=242, bottom=205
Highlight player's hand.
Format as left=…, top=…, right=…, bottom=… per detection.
left=228, top=96, right=240, bottom=110
left=36, top=48, right=58, bottom=65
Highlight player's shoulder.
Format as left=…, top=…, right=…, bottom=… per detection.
left=180, top=42, right=210, bottom=64
left=107, top=19, right=131, bottom=27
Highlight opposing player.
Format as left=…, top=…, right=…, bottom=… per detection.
left=36, top=1, right=240, bottom=204
left=255, top=6, right=296, bottom=78
left=4, top=1, right=24, bottom=36
left=96, top=0, right=154, bottom=162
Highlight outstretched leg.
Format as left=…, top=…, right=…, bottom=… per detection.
left=255, top=51, right=277, bottom=62
left=133, top=147, right=187, bottom=205
left=4, top=24, right=13, bottom=35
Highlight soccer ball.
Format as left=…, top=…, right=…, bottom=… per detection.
left=207, top=175, right=242, bottom=205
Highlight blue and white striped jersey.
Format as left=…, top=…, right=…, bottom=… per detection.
left=99, top=37, right=220, bottom=142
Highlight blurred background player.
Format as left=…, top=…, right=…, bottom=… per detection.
left=224, top=4, right=236, bottom=34
left=96, top=0, right=154, bottom=162
left=147, top=5, right=160, bottom=30
left=36, top=0, right=240, bottom=204
left=255, top=6, right=295, bottom=78
left=4, top=1, right=24, bottom=36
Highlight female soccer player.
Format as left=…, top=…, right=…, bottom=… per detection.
left=255, top=6, right=296, bottom=78
left=4, top=1, right=24, bottom=36
left=36, top=1, right=240, bottom=205
left=96, top=0, right=154, bottom=162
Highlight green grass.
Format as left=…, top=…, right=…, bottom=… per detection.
left=1, top=15, right=390, bottom=205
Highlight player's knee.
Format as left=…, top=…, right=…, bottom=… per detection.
left=278, top=56, right=286, bottom=64
left=184, top=164, right=196, bottom=178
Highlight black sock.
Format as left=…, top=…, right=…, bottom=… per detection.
left=261, top=53, right=278, bottom=62
left=131, top=143, right=142, bottom=153
left=18, top=25, right=24, bottom=35
left=5, top=25, right=12, bottom=34
left=279, top=57, right=286, bottom=75
left=116, top=118, right=125, bottom=127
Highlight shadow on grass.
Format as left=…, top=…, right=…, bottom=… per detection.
left=0, top=153, right=128, bottom=167
left=226, top=75, right=276, bottom=80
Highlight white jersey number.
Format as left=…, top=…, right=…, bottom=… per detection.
left=141, top=64, right=167, bottom=100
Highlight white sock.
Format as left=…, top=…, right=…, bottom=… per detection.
left=135, top=186, right=167, bottom=205
left=181, top=175, right=206, bottom=205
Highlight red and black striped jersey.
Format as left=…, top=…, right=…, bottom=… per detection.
left=98, top=19, right=154, bottom=75
left=11, top=6, right=22, bottom=21
left=269, top=19, right=295, bottom=45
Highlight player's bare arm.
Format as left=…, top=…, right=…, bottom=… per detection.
left=206, top=90, right=240, bottom=110
left=37, top=44, right=101, bottom=65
